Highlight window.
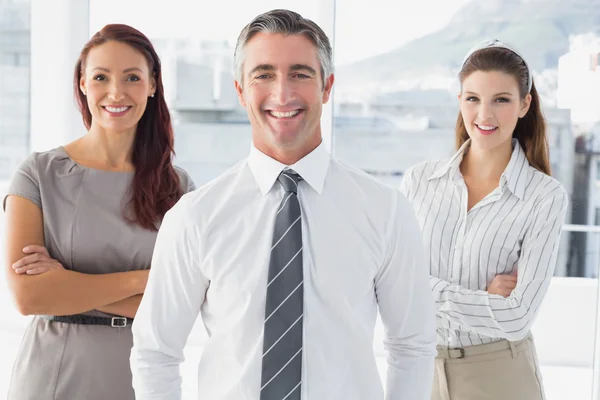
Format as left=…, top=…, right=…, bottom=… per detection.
left=0, top=0, right=30, bottom=181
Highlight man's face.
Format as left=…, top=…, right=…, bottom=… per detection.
left=235, top=33, right=334, bottom=163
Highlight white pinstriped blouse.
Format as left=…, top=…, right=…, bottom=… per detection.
left=400, top=139, right=568, bottom=348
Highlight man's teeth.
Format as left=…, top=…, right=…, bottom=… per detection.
left=105, top=106, right=130, bottom=113
left=269, top=110, right=300, bottom=118
left=477, top=124, right=497, bottom=131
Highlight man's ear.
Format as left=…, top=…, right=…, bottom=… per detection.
left=322, top=74, right=335, bottom=104
left=235, top=80, right=246, bottom=107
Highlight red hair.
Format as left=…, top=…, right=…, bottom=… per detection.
left=73, top=24, right=183, bottom=230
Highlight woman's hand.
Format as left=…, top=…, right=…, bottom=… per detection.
left=12, top=245, right=65, bottom=275
left=487, top=270, right=518, bottom=298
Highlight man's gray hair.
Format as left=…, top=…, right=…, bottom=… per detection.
left=233, top=9, right=334, bottom=87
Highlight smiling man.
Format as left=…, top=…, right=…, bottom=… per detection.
left=130, top=9, right=436, bottom=400
left=234, top=31, right=330, bottom=165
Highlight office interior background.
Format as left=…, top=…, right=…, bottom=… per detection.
left=1, top=0, right=600, bottom=398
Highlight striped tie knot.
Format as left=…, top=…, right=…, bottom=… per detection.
left=278, top=170, right=302, bottom=194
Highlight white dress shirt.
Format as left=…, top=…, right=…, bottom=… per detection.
left=400, top=139, right=568, bottom=348
left=130, top=142, right=436, bottom=400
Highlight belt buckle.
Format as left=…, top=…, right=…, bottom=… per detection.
left=111, top=317, right=127, bottom=328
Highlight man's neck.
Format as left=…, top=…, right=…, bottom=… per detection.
left=257, top=137, right=322, bottom=166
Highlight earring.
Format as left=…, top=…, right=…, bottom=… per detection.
left=150, top=93, right=154, bottom=98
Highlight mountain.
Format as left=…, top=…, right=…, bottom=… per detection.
left=336, top=0, right=600, bottom=89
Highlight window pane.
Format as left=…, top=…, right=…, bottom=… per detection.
left=0, top=0, right=30, bottom=182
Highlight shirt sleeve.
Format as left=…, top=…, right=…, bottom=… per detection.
left=130, top=194, right=209, bottom=399
left=376, top=192, right=437, bottom=400
left=3, top=153, right=41, bottom=211
left=432, top=186, right=569, bottom=341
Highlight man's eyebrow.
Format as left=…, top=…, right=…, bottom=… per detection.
left=290, top=64, right=317, bottom=75
left=248, top=64, right=275, bottom=76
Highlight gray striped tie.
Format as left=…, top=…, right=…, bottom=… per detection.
left=260, top=169, right=303, bottom=400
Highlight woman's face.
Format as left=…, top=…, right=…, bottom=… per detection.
left=80, top=40, right=156, bottom=136
left=459, top=70, right=531, bottom=153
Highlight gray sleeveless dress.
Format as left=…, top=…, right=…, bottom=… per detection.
left=3, top=147, right=195, bottom=400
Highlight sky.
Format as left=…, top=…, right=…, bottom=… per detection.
left=90, top=0, right=475, bottom=66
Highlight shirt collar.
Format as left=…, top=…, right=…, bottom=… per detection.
left=428, top=138, right=530, bottom=200
left=428, top=139, right=471, bottom=181
left=501, top=139, right=530, bottom=200
left=248, top=141, right=330, bottom=196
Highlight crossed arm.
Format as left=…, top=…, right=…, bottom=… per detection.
left=429, top=193, right=568, bottom=341
left=4, top=195, right=148, bottom=318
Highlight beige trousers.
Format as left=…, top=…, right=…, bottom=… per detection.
left=431, top=335, right=545, bottom=400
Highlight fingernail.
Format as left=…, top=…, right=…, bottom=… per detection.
left=22, top=247, right=29, bottom=252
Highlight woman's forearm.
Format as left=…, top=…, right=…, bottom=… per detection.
left=96, top=294, right=143, bottom=319
left=11, top=269, right=148, bottom=316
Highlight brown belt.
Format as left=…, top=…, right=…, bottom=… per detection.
left=436, top=334, right=531, bottom=359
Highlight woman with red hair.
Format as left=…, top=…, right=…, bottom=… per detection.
left=3, top=24, right=194, bottom=400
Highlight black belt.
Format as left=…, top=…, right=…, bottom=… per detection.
left=43, top=315, right=133, bottom=328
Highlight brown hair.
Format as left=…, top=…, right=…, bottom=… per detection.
left=74, top=24, right=183, bottom=230
left=456, top=47, right=551, bottom=175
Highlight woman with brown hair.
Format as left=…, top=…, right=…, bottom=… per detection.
left=400, top=39, right=568, bottom=399
left=2, top=24, right=194, bottom=400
